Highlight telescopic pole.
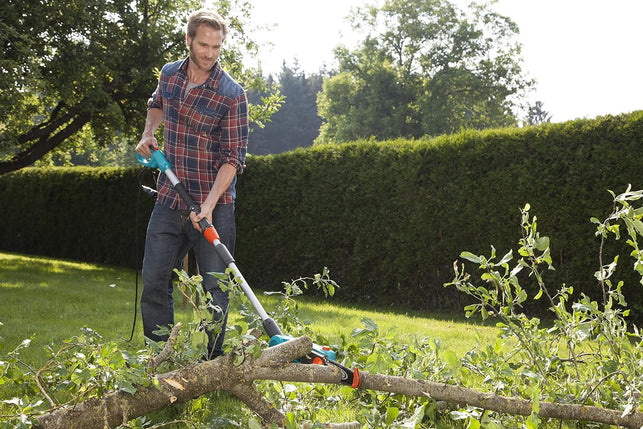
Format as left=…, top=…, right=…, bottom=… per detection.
left=138, top=149, right=360, bottom=388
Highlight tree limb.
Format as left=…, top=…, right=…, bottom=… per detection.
left=33, top=335, right=643, bottom=429
left=34, top=336, right=316, bottom=428
left=359, top=373, right=643, bottom=428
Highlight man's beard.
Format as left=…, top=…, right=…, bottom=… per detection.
left=189, top=43, right=215, bottom=72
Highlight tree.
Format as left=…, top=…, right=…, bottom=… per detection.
left=316, top=0, right=534, bottom=144
left=526, top=100, right=552, bottom=125
left=0, top=0, right=281, bottom=174
left=248, top=62, right=326, bottom=155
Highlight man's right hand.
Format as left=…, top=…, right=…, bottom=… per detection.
left=136, top=134, right=158, bottom=159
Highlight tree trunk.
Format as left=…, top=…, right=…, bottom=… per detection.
left=34, top=336, right=643, bottom=428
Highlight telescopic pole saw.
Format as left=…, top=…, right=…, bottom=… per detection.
left=138, top=149, right=361, bottom=388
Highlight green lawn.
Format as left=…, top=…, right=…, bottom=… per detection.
left=0, top=251, right=501, bottom=427
left=0, top=251, right=495, bottom=369
left=1, top=252, right=143, bottom=357
left=2, top=251, right=632, bottom=428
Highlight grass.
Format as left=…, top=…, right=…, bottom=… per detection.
left=1, top=252, right=143, bottom=360
left=0, top=251, right=497, bottom=427
left=0, top=251, right=496, bottom=366
left=283, top=295, right=495, bottom=353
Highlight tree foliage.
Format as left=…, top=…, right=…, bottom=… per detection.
left=316, top=0, right=534, bottom=144
left=247, top=62, right=327, bottom=155
left=0, top=0, right=281, bottom=174
left=527, top=100, right=552, bottom=125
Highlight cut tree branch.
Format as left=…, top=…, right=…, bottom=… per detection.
left=33, top=335, right=643, bottom=429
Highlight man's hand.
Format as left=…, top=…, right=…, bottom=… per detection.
left=136, top=134, right=158, bottom=159
left=189, top=203, right=215, bottom=233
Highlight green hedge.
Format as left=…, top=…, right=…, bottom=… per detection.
left=0, top=167, right=156, bottom=268
left=1, top=112, right=641, bottom=315
left=234, top=112, right=643, bottom=313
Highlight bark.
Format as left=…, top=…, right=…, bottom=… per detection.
left=33, top=335, right=643, bottom=429
left=34, top=336, right=348, bottom=429
left=359, top=373, right=643, bottom=428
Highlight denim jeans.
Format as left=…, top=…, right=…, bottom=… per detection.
left=141, top=202, right=235, bottom=358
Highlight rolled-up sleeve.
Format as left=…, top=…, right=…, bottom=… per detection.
left=147, top=85, right=163, bottom=110
left=216, top=92, right=248, bottom=174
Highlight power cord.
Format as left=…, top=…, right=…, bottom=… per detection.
left=126, top=168, right=158, bottom=342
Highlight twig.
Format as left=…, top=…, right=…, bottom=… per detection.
left=147, top=323, right=182, bottom=369
left=303, top=422, right=361, bottom=429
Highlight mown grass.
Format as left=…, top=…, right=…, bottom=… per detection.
left=1, top=252, right=143, bottom=361
left=0, top=252, right=495, bottom=366
left=0, top=251, right=496, bottom=427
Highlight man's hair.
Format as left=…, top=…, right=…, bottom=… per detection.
left=187, top=10, right=228, bottom=40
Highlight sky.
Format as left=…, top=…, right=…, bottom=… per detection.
left=246, top=0, right=643, bottom=123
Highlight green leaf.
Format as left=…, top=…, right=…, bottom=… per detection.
left=526, top=413, right=540, bottom=429
left=248, top=418, right=264, bottom=429
left=534, top=287, right=543, bottom=300
left=400, top=403, right=426, bottom=427
left=632, top=219, right=643, bottom=236
left=233, top=353, right=245, bottom=366
left=361, top=317, right=379, bottom=332
left=385, top=406, right=400, bottom=425
left=443, top=349, right=460, bottom=369
left=498, top=250, right=513, bottom=265
left=468, top=418, right=481, bottom=429
left=118, top=380, right=137, bottom=395
left=535, top=236, right=549, bottom=251
left=461, top=252, right=482, bottom=264
left=284, top=413, right=297, bottom=429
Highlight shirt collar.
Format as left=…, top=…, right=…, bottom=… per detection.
left=179, top=58, right=222, bottom=91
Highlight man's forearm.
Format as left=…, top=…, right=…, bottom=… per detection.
left=142, top=108, right=163, bottom=137
left=202, top=163, right=237, bottom=213
left=136, top=108, right=163, bottom=158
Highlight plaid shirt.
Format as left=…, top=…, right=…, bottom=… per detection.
left=148, top=58, right=248, bottom=209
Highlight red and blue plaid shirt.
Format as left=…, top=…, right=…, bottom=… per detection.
left=148, top=58, right=248, bottom=208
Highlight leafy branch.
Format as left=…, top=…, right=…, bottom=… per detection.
left=446, top=186, right=643, bottom=426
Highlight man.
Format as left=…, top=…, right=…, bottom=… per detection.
left=135, top=9, right=248, bottom=359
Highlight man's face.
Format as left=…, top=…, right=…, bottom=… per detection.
left=187, top=24, right=224, bottom=73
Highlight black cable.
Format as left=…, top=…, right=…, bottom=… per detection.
left=126, top=167, right=157, bottom=342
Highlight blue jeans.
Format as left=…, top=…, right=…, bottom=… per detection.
left=141, top=202, right=235, bottom=358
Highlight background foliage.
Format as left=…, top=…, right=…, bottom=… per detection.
left=247, top=63, right=327, bottom=155
left=235, top=112, right=642, bottom=315
left=1, top=0, right=540, bottom=171
left=316, top=0, right=534, bottom=144
left=1, top=112, right=641, bottom=316
left=0, top=0, right=282, bottom=174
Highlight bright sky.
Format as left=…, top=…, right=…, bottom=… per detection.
left=246, top=0, right=643, bottom=123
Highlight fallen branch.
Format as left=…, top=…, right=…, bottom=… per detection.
left=358, top=373, right=643, bottom=428
left=33, top=336, right=643, bottom=428
left=34, top=336, right=337, bottom=428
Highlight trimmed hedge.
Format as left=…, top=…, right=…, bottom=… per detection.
left=234, top=112, right=643, bottom=313
left=0, top=167, right=156, bottom=268
left=1, top=111, right=641, bottom=315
